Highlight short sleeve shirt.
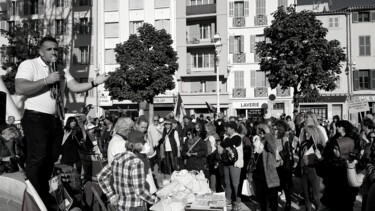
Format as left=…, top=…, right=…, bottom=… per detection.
left=15, top=57, right=73, bottom=114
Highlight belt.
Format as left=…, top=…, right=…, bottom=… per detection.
left=24, top=109, right=56, bottom=118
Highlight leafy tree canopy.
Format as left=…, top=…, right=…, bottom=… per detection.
left=256, top=6, right=346, bottom=107
left=0, top=19, right=69, bottom=94
left=105, top=23, right=178, bottom=104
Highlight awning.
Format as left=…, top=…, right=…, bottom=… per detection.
left=300, top=95, right=347, bottom=103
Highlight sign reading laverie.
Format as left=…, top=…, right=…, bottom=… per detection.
left=348, top=99, right=370, bottom=114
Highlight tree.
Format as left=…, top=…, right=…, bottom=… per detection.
left=105, top=23, right=178, bottom=122
left=0, top=19, right=69, bottom=94
left=256, top=6, right=346, bottom=108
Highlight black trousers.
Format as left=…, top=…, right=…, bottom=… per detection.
left=22, top=110, right=63, bottom=204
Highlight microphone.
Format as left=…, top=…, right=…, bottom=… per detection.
left=50, top=56, right=57, bottom=72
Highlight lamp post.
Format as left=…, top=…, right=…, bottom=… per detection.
left=214, top=33, right=222, bottom=115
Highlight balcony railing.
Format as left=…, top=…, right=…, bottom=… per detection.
left=233, top=88, right=246, bottom=98
left=276, top=87, right=290, bottom=97
left=233, top=16, right=245, bottom=27
left=186, top=4, right=216, bottom=16
left=186, top=34, right=214, bottom=44
left=254, top=14, right=267, bottom=26
left=254, top=87, right=268, bottom=97
left=233, top=53, right=246, bottom=63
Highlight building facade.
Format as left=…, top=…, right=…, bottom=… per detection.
left=97, top=0, right=177, bottom=118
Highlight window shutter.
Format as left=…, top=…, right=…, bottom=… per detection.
left=371, top=12, right=375, bottom=22
left=371, top=70, right=375, bottom=90
left=352, top=12, right=358, bottom=23
left=240, top=35, right=244, bottom=53
left=211, top=22, right=215, bottom=41
left=191, top=24, right=199, bottom=41
left=244, top=0, right=249, bottom=16
left=250, top=70, right=256, bottom=87
left=353, top=70, right=359, bottom=90
left=265, top=73, right=270, bottom=87
left=186, top=53, right=191, bottom=74
left=229, top=36, right=234, bottom=54
left=250, top=35, right=255, bottom=53
left=229, top=2, right=234, bottom=17
left=90, top=17, right=93, bottom=34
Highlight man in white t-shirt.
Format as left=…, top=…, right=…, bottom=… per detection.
left=15, top=36, right=109, bottom=207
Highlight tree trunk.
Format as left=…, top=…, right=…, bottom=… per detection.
left=293, top=86, right=300, bottom=110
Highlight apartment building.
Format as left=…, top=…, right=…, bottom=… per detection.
left=175, top=0, right=229, bottom=117
left=1, top=0, right=99, bottom=116
left=226, top=0, right=294, bottom=119
left=98, top=0, right=177, bottom=118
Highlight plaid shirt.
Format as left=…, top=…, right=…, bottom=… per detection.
left=98, top=151, right=157, bottom=211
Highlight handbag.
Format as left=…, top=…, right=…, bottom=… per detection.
left=242, top=178, right=254, bottom=196
left=221, top=145, right=238, bottom=165
left=247, top=153, right=260, bottom=173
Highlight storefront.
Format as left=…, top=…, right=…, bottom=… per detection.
left=232, top=101, right=268, bottom=119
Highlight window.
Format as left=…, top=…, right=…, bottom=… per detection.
left=55, top=19, right=65, bottom=35
left=129, top=0, right=143, bottom=9
left=31, top=0, right=38, bottom=14
left=256, top=0, right=266, bottom=15
left=0, top=21, right=8, bottom=36
left=234, top=71, right=244, bottom=88
left=105, top=0, right=118, bottom=11
left=155, top=19, right=170, bottom=33
left=105, top=49, right=116, bottom=64
left=359, top=36, right=371, bottom=56
left=79, top=0, right=90, bottom=6
left=155, top=0, right=169, bottom=8
left=8, top=21, right=14, bottom=34
left=55, top=0, right=64, bottom=7
left=187, top=0, right=215, bottom=6
left=255, top=71, right=268, bottom=87
left=30, top=19, right=40, bottom=31
left=73, top=46, right=90, bottom=64
left=358, top=12, right=370, bottom=22
left=359, top=70, right=370, bottom=89
left=11, top=1, right=16, bottom=16
left=79, top=18, right=90, bottom=34
left=234, top=36, right=243, bottom=53
left=192, top=53, right=215, bottom=69
left=329, top=17, right=339, bottom=28
left=200, top=24, right=211, bottom=40
left=234, top=1, right=244, bottom=17
left=130, top=21, right=143, bottom=34
left=105, top=23, right=119, bottom=37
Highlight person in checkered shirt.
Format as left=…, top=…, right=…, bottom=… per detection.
left=98, top=131, right=160, bottom=211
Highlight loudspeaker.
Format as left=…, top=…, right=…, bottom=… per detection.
left=0, top=91, right=6, bottom=126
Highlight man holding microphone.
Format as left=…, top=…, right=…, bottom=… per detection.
left=15, top=36, right=109, bottom=208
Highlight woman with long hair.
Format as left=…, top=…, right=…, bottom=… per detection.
left=60, top=116, right=85, bottom=170
left=317, top=120, right=359, bottom=211
left=297, top=125, right=324, bottom=211
left=182, top=128, right=208, bottom=175
left=251, top=123, right=280, bottom=211
left=273, top=120, right=293, bottom=211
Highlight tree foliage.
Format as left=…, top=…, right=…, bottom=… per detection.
left=256, top=6, right=346, bottom=107
left=105, top=23, right=178, bottom=104
left=0, top=19, right=69, bottom=94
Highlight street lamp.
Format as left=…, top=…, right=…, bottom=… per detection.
left=214, top=33, right=222, bottom=115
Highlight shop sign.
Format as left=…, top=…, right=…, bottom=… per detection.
left=240, top=102, right=260, bottom=108
left=348, top=99, right=370, bottom=114
left=359, top=96, right=375, bottom=102
left=154, top=97, right=174, bottom=104
left=99, top=92, right=113, bottom=106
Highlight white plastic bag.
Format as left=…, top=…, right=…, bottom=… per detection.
left=242, top=179, right=254, bottom=196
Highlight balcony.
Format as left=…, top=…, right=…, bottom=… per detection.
left=233, top=88, right=246, bottom=98
left=254, top=87, right=268, bottom=97
left=186, top=34, right=214, bottom=45
left=233, top=17, right=245, bottom=27
left=186, top=4, right=216, bottom=16
left=254, top=14, right=267, bottom=26
left=233, top=53, right=246, bottom=63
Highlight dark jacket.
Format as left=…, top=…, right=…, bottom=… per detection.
left=182, top=138, right=207, bottom=171
left=160, top=128, right=178, bottom=157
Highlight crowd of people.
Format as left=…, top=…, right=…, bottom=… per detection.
left=2, top=109, right=375, bottom=211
